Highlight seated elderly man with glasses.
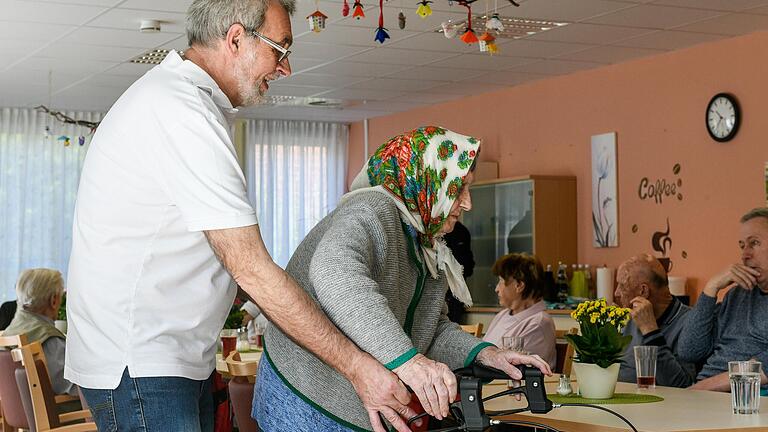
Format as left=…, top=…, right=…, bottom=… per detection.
left=2, top=268, right=77, bottom=396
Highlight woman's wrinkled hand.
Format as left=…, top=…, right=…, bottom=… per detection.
left=393, top=353, right=457, bottom=420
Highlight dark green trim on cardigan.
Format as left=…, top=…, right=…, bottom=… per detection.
left=384, top=347, right=418, bottom=370
left=402, top=223, right=426, bottom=337
left=464, top=342, right=495, bottom=367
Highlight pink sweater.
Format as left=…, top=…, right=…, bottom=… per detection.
left=483, top=301, right=556, bottom=368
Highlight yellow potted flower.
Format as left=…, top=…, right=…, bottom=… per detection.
left=565, top=298, right=632, bottom=399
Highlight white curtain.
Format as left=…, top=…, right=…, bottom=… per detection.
left=245, top=119, right=348, bottom=268
left=0, top=108, right=103, bottom=301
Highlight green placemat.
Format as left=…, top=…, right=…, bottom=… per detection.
left=548, top=393, right=664, bottom=405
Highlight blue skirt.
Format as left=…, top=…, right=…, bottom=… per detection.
left=252, top=354, right=362, bottom=432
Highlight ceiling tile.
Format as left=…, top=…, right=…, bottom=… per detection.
left=470, top=70, right=550, bottom=86
left=345, top=100, right=427, bottom=112
left=81, top=73, right=140, bottom=88
left=86, top=8, right=187, bottom=34
left=307, top=61, right=411, bottom=77
left=0, top=22, right=76, bottom=42
left=281, top=72, right=367, bottom=87
left=288, top=41, right=369, bottom=61
left=651, top=0, right=768, bottom=12
left=525, top=23, right=654, bottom=44
left=495, top=39, right=598, bottom=58
left=117, top=0, right=193, bottom=13
left=586, top=4, right=723, bottom=29
left=383, top=65, right=483, bottom=82
left=425, top=81, right=508, bottom=96
left=509, top=58, right=603, bottom=75
left=15, top=56, right=119, bottom=75
left=0, top=0, right=108, bottom=25
left=103, top=62, right=153, bottom=76
left=36, top=43, right=147, bottom=62
left=555, top=45, right=666, bottom=63
left=264, top=84, right=328, bottom=97
left=672, top=12, right=768, bottom=35
left=314, top=87, right=407, bottom=100
left=344, top=47, right=455, bottom=65
left=425, top=53, right=536, bottom=70
left=37, top=0, right=122, bottom=6
left=389, top=91, right=464, bottom=104
left=494, top=0, right=635, bottom=22
left=59, top=27, right=181, bottom=48
left=387, top=32, right=475, bottom=53
left=614, top=30, right=726, bottom=50
left=346, top=77, right=446, bottom=92
left=738, top=4, right=768, bottom=15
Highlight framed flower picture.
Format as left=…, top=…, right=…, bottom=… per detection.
left=592, top=132, right=618, bottom=248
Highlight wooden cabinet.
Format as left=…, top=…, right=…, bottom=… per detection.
left=461, top=175, right=577, bottom=307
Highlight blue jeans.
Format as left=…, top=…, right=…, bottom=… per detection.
left=80, top=368, right=214, bottom=432
left=252, top=355, right=358, bottom=432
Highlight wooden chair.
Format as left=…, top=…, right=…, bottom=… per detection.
left=11, top=341, right=95, bottom=432
left=459, top=323, right=483, bottom=337
left=554, top=328, right=578, bottom=378
left=225, top=351, right=259, bottom=432
left=0, top=334, right=30, bottom=432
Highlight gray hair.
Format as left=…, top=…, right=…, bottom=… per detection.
left=187, top=0, right=296, bottom=47
left=15, top=268, right=64, bottom=312
left=740, top=207, right=768, bottom=224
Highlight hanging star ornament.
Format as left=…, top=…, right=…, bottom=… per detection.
left=352, top=0, right=365, bottom=18
left=416, top=0, right=432, bottom=18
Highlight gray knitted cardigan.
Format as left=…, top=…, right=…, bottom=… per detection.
left=263, top=191, right=492, bottom=431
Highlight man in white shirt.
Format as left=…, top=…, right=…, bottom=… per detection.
left=65, top=1, right=422, bottom=431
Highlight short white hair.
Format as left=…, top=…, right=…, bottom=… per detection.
left=186, top=0, right=296, bottom=47
left=15, top=268, right=63, bottom=312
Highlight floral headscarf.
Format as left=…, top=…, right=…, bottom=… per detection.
left=348, top=126, right=480, bottom=306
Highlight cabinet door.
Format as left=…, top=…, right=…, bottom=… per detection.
left=462, top=180, right=533, bottom=307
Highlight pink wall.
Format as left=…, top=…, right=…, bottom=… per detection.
left=347, top=31, right=768, bottom=302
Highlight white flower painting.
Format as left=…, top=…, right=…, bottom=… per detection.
left=592, top=133, right=618, bottom=248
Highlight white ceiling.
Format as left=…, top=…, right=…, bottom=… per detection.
left=2, top=0, right=768, bottom=122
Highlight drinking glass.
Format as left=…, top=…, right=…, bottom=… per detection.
left=729, top=361, right=761, bottom=414
left=502, top=335, right=524, bottom=352
left=220, top=329, right=237, bottom=358
left=634, top=345, right=658, bottom=389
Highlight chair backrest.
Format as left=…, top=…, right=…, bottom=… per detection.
left=459, top=323, right=483, bottom=337
left=554, top=328, right=578, bottom=377
left=225, top=352, right=259, bottom=432
left=11, top=341, right=60, bottom=431
left=0, top=334, right=30, bottom=429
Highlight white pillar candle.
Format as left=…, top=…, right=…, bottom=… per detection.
left=596, top=267, right=615, bottom=305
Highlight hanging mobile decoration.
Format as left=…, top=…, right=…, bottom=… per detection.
left=342, top=0, right=350, bottom=16
left=374, top=0, right=390, bottom=43
left=398, top=0, right=406, bottom=30
left=307, top=1, right=328, bottom=33
left=486, top=0, right=504, bottom=31
left=78, top=136, right=86, bottom=146
left=459, top=2, right=478, bottom=44
left=441, top=21, right=458, bottom=38
left=352, top=0, right=365, bottom=19
left=58, top=135, right=71, bottom=147
left=478, top=31, right=497, bottom=54
left=416, top=0, right=432, bottom=18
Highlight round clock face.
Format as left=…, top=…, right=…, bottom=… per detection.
left=706, top=93, right=740, bottom=142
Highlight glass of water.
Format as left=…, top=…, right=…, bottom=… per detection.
left=729, top=360, right=762, bottom=414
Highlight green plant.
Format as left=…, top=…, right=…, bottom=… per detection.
left=564, top=298, right=632, bottom=369
left=57, top=292, right=67, bottom=321
left=224, top=303, right=244, bottom=330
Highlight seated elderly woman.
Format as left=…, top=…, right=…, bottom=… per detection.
left=2, top=268, right=77, bottom=395
left=253, top=127, right=551, bottom=432
left=483, top=253, right=557, bottom=369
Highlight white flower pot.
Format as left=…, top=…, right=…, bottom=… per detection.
left=572, top=362, right=620, bottom=399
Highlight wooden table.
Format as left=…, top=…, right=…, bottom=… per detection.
left=483, top=381, right=768, bottom=432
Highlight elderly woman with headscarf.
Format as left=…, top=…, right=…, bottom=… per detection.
left=253, top=126, right=551, bottom=432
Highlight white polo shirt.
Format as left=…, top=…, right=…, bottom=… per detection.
left=65, top=51, right=258, bottom=389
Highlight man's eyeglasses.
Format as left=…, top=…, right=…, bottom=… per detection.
left=247, top=28, right=291, bottom=63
